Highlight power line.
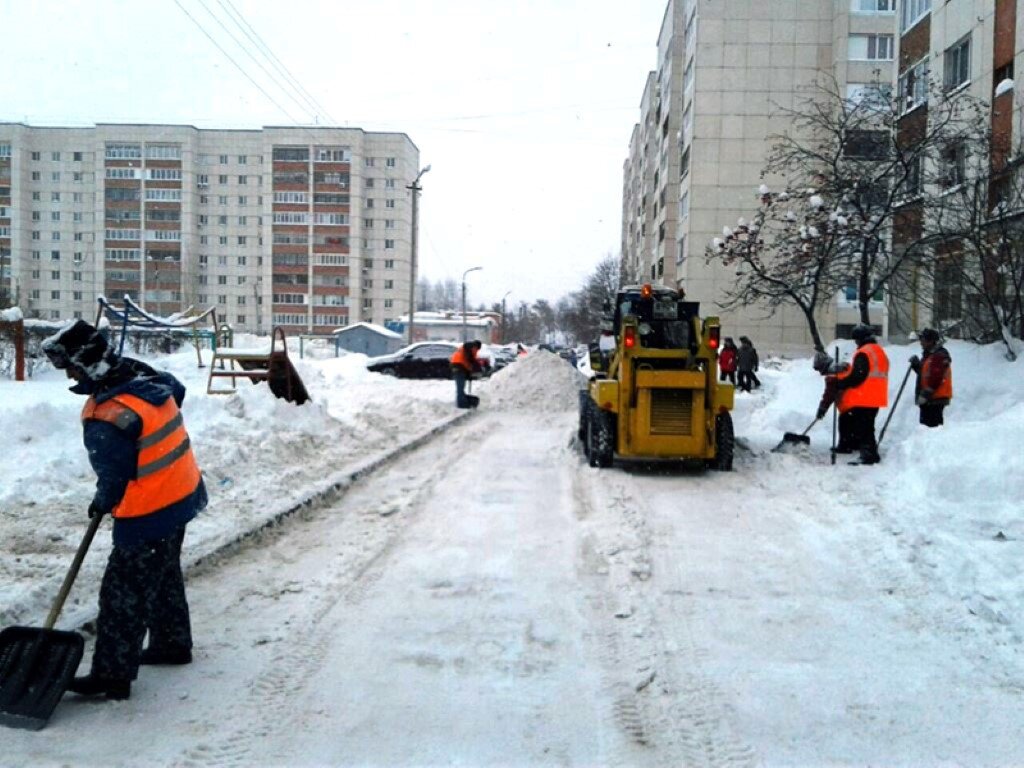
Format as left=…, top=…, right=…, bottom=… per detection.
left=171, top=0, right=305, bottom=126
left=193, top=0, right=319, bottom=124
left=216, top=0, right=339, bottom=125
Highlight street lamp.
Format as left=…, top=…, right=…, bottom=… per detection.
left=406, top=164, right=431, bottom=344
left=461, top=266, right=482, bottom=342
left=501, top=290, right=512, bottom=343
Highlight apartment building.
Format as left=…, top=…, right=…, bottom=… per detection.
left=893, top=0, right=1021, bottom=335
left=622, top=0, right=895, bottom=346
left=0, top=124, right=419, bottom=336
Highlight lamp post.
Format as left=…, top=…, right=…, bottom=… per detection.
left=461, top=266, right=482, bottom=342
left=501, top=290, right=511, bottom=343
left=406, top=164, right=431, bottom=345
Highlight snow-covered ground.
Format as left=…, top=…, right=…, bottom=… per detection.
left=1, top=339, right=1022, bottom=766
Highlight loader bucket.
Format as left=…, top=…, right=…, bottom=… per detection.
left=0, top=626, right=84, bottom=730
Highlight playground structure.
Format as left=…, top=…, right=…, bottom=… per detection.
left=94, top=295, right=219, bottom=368
left=207, top=326, right=311, bottom=404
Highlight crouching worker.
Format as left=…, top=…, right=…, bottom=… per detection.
left=450, top=340, right=482, bottom=409
left=42, top=320, right=206, bottom=701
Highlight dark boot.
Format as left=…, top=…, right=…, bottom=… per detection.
left=68, top=675, right=131, bottom=700
left=140, top=646, right=193, bottom=666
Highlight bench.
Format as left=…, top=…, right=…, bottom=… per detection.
left=207, top=327, right=311, bottom=404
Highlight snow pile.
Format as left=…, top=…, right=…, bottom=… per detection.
left=0, top=343, right=458, bottom=627
left=995, top=78, right=1015, bottom=97
left=1, top=306, right=23, bottom=322
left=481, top=350, right=584, bottom=412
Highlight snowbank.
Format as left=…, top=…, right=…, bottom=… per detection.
left=481, top=350, right=585, bottom=412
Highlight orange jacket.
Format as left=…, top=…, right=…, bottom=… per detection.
left=920, top=349, right=953, bottom=401
left=837, top=343, right=889, bottom=412
left=450, top=344, right=479, bottom=372
left=82, top=393, right=202, bottom=519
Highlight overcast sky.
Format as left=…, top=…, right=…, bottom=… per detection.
left=0, top=0, right=666, bottom=308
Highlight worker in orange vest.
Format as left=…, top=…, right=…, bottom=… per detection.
left=42, top=320, right=207, bottom=701
left=909, top=328, right=953, bottom=427
left=450, top=339, right=483, bottom=408
left=834, top=324, right=889, bottom=465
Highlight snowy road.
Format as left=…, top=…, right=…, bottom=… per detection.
left=4, top=348, right=1024, bottom=766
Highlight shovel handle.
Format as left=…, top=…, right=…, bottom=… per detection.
left=43, top=513, right=104, bottom=630
left=877, top=363, right=913, bottom=448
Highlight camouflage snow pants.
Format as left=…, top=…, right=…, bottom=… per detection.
left=91, top=525, right=192, bottom=681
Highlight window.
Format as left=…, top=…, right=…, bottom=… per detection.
left=200, top=235, right=209, bottom=245
left=30, top=150, right=40, bottom=161
left=32, top=211, right=41, bottom=221
left=31, top=171, right=41, bottom=181
left=365, top=178, right=375, bottom=188
left=52, top=232, right=60, bottom=241
left=237, top=256, right=246, bottom=265
left=218, top=236, right=228, bottom=245
left=384, top=279, right=394, bottom=289
left=944, top=36, right=971, bottom=92
left=105, top=144, right=142, bottom=159
left=274, top=191, right=307, bottom=203
left=851, top=0, right=894, bottom=12
left=239, top=195, right=247, bottom=205
left=365, top=198, right=374, bottom=208
left=73, top=152, right=83, bottom=161
left=901, top=0, right=930, bottom=32
left=147, top=168, right=181, bottom=181
left=385, top=179, right=395, bottom=189
left=364, top=218, right=374, bottom=228
left=217, top=255, right=228, bottom=266
left=146, top=188, right=181, bottom=201
left=51, top=192, right=61, bottom=202
left=238, top=236, right=247, bottom=245
left=384, top=259, right=395, bottom=269
left=237, top=276, right=246, bottom=285
left=683, top=59, right=694, bottom=92
left=73, top=192, right=83, bottom=202
left=900, top=155, right=923, bottom=198
left=238, top=175, right=248, bottom=185
left=316, top=148, right=350, bottom=162
left=385, top=199, right=395, bottom=208
left=847, top=82, right=894, bottom=110
left=52, top=171, right=60, bottom=182
left=941, top=142, right=967, bottom=189
left=897, top=60, right=928, bottom=112
left=365, top=157, right=375, bottom=167
left=845, top=130, right=889, bottom=160
left=384, top=219, right=395, bottom=229
left=217, top=275, right=228, bottom=285
left=218, top=215, right=228, bottom=225
left=51, top=291, right=61, bottom=300
left=219, top=154, right=229, bottom=164
left=218, top=175, right=228, bottom=185
left=218, top=195, right=228, bottom=205
left=849, top=34, right=893, bottom=61
left=74, top=291, right=83, bottom=300
left=238, top=216, right=247, bottom=225
left=272, top=147, right=309, bottom=162
left=679, top=191, right=689, bottom=219
left=384, top=239, right=395, bottom=249
left=51, top=270, right=60, bottom=279
left=73, top=172, right=83, bottom=182
left=314, top=213, right=348, bottom=225
left=238, top=155, right=247, bottom=164
left=145, top=145, right=181, bottom=160
left=198, top=174, right=209, bottom=186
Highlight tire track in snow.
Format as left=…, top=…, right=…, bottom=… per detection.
left=572, top=459, right=756, bottom=768
left=171, top=424, right=473, bottom=768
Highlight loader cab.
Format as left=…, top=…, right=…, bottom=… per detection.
left=613, top=285, right=701, bottom=355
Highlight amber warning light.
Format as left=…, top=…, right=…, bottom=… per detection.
left=641, top=283, right=652, bottom=299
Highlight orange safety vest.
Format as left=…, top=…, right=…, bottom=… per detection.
left=82, top=393, right=202, bottom=519
left=450, top=346, right=476, bottom=371
left=921, top=353, right=953, bottom=400
left=837, top=342, right=889, bottom=413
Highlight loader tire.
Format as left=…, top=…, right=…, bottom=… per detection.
left=713, top=412, right=734, bottom=471
left=577, top=391, right=590, bottom=443
left=587, top=409, right=614, bottom=468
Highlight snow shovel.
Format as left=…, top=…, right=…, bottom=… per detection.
left=773, top=417, right=820, bottom=452
left=877, top=363, right=913, bottom=449
left=0, top=512, right=103, bottom=730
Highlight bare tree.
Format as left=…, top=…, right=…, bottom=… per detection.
left=928, top=129, right=1024, bottom=359
left=708, top=187, right=846, bottom=352
left=764, top=75, right=988, bottom=325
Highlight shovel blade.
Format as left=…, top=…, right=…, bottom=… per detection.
left=772, top=433, right=812, bottom=453
left=0, top=626, right=84, bottom=730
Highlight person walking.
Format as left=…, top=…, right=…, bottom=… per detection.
left=909, top=328, right=952, bottom=427
left=736, top=336, right=760, bottom=392
left=834, top=324, right=889, bottom=465
left=813, top=351, right=855, bottom=453
left=450, top=339, right=483, bottom=408
left=41, top=320, right=206, bottom=701
left=719, top=337, right=738, bottom=385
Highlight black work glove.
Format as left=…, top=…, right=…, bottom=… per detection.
left=88, top=501, right=109, bottom=520
left=909, top=354, right=921, bottom=370
left=816, top=405, right=828, bottom=420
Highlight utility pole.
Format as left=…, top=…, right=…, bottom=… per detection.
left=461, top=266, right=482, bottom=342
left=501, top=290, right=511, bottom=344
left=406, top=165, right=431, bottom=345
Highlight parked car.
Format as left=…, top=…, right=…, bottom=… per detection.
left=366, top=341, right=459, bottom=379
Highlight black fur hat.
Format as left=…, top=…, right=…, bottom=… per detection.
left=41, top=320, right=117, bottom=379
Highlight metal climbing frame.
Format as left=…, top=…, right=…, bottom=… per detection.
left=94, top=295, right=219, bottom=368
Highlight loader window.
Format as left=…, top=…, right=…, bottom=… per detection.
left=616, top=293, right=693, bottom=350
